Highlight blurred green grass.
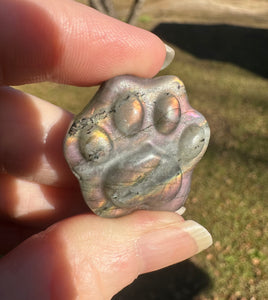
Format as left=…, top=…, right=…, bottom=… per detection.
left=16, top=1, right=268, bottom=298
left=164, top=48, right=268, bottom=298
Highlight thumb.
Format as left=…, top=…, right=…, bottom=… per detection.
left=0, top=211, right=212, bottom=300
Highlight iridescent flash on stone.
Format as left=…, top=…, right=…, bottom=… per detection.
left=64, top=75, right=210, bottom=217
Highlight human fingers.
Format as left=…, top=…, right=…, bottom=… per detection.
left=0, top=211, right=212, bottom=300
left=0, top=0, right=167, bottom=86
left=0, top=87, right=91, bottom=226
left=0, top=86, right=76, bottom=187
left=0, top=174, right=88, bottom=228
left=0, top=221, right=38, bottom=254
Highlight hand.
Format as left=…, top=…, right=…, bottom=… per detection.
left=0, top=0, right=212, bottom=299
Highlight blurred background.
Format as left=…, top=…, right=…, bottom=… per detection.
left=17, top=0, right=268, bottom=299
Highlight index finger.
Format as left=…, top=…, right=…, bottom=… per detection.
left=0, top=0, right=166, bottom=86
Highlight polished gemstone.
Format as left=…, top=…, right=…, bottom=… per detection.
left=64, top=75, right=210, bottom=217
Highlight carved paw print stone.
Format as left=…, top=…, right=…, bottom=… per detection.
left=64, top=75, right=210, bottom=217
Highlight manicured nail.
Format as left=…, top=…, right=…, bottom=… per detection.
left=160, top=44, right=175, bottom=70
left=175, top=206, right=186, bottom=215
left=137, top=220, right=212, bottom=272
left=180, top=220, right=213, bottom=252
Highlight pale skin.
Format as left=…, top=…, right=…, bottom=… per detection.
left=0, top=0, right=212, bottom=299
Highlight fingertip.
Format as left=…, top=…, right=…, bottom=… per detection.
left=0, top=0, right=167, bottom=86
left=136, top=218, right=212, bottom=273
left=51, top=5, right=167, bottom=85
left=0, top=212, right=205, bottom=299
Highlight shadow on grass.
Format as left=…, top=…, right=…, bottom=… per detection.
left=153, top=23, right=268, bottom=78
left=113, top=260, right=211, bottom=300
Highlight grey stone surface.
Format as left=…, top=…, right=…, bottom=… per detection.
left=64, top=75, right=210, bottom=217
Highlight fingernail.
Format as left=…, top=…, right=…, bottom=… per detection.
left=175, top=206, right=186, bottom=215
left=160, top=44, right=175, bottom=70
left=180, top=220, right=213, bottom=253
left=137, top=220, right=212, bottom=272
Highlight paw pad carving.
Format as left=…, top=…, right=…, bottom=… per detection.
left=64, top=75, right=210, bottom=217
